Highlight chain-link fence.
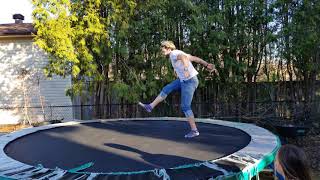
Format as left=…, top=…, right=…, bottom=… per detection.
left=2, top=100, right=318, bottom=123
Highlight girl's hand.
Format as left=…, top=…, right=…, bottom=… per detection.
left=206, top=63, right=219, bottom=75
left=206, top=63, right=214, bottom=70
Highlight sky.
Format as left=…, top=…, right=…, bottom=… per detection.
left=0, top=0, right=33, bottom=24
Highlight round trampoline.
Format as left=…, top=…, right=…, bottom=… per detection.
left=0, top=117, right=280, bottom=180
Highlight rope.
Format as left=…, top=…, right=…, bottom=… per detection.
left=68, top=162, right=94, bottom=173
left=153, top=169, right=170, bottom=180
left=203, top=162, right=229, bottom=175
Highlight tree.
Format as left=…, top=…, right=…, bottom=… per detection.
left=33, top=0, right=136, bottom=103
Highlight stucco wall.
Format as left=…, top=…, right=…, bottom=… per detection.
left=0, top=38, right=73, bottom=124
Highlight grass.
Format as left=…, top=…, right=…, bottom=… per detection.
left=0, top=121, right=56, bottom=133
left=0, top=124, right=29, bottom=133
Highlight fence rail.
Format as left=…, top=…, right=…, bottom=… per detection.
left=1, top=101, right=319, bottom=123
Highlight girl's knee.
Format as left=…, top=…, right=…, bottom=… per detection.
left=181, top=106, right=193, bottom=117
left=159, top=91, right=168, bottom=98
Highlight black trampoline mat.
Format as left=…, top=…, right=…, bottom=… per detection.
left=4, top=120, right=251, bottom=173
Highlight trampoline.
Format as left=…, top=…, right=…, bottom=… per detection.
left=0, top=117, right=280, bottom=180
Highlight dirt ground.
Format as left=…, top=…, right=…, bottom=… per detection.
left=288, top=134, right=320, bottom=179
left=1, top=124, right=319, bottom=179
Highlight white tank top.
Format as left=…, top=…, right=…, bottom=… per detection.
left=169, top=50, right=198, bottom=81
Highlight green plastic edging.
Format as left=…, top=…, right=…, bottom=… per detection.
left=236, top=135, right=281, bottom=180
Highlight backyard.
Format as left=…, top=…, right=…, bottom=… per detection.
left=0, top=0, right=319, bottom=179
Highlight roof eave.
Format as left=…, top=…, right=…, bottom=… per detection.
left=0, top=34, right=34, bottom=40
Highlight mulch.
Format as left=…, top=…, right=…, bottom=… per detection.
left=288, top=133, right=320, bottom=178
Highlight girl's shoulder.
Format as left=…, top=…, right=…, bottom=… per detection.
left=172, top=49, right=186, bottom=54
left=170, top=50, right=187, bottom=58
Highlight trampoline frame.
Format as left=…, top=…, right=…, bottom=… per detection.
left=0, top=117, right=280, bottom=179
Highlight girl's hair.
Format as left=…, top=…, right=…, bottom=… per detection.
left=161, top=41, right=176, bottom=50
left=277, top=144, right=311, bottom=180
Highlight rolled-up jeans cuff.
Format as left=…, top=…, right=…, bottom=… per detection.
left=159, top=91, right=168, bottom=98
left=184, top=110, right=194, bottom=117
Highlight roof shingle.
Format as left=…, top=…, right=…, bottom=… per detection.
left=0, top=23, right=35, bottom=36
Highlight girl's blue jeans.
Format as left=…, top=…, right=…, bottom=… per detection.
left=159, top=76, right=199, bottom=117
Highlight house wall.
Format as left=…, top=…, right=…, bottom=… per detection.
left=0, top=38, right=73, bottom=124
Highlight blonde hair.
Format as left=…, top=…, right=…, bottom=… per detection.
left=161, top=41, right=176, bottom=50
